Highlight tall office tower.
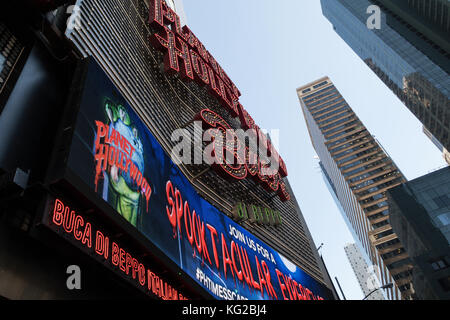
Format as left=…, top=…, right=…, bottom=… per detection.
left=387, top=167, right=450, bottom=300
left=297, top=77, right=414, bottom=300
left=373, top=0, right=449, bottom=75
left=344, top=243, right=386, bottom=300
left=321, top=0, right=450, bottom=155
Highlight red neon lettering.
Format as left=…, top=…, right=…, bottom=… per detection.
left=150, top=26, right=194, bottom=80
left=182, top=26, right=208, bottom=61
left=153, top=274, right=160, bottom=296
left=52, top=199, right=65, bottom=226
left=95, top=230, right=109, bottom=260
left=49, top=199, right=186, bottom=301
left=147, top=270, right=154, bottom=292
left=119, top=248, right=126, bottom=272
left=138, top=264, right=146, bottom=286
left=149, top=0, right=184, bottom=38
left=81, top=222, right=92, bottom=248
left=132, top=258, right=138, bottom=280
left=112, top=242, right=119, bottom=266
left=207, top=65, right=222, bottom=99
left=63, top=207, right=75, bottom=233
left=190, top=49, right=209, bottom=86
left=73, top=215, right=84, bottom=241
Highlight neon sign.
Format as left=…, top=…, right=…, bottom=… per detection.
left=148, top=0, right=289, bottom=201
left=48, top=198, right=188, bottom=300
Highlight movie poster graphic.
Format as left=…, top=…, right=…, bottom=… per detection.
left=67, top=59, right=333, bottom=300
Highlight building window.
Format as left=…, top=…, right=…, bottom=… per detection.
left=313, top=81, right=328, bottom=89
left=434, top=195, right=450, bottom=208
left=430, top=259, right=449, bottom=271
left=437, top=212, right=450, bottom=226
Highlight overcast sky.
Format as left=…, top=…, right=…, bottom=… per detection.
left=183, top=0, right=447, bottom=300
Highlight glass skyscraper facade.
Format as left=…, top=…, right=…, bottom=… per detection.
left=298, top=77, right=414, bottom=300
left=373, top=0, right=449, bottom=75
left=321, top=0, right=449, bottom=153
left=387, top=167, right=450, bottom=299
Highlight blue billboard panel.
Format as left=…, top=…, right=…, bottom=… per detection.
left=67, top=59, right=333, bottom=300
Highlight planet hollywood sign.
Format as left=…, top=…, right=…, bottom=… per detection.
left=148, top=0, right=290, bottom=202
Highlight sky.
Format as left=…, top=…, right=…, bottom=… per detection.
left=183, top=0, right=447, bottom=300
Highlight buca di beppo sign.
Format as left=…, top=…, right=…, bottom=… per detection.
left=148, top=0, right=290, bottom=202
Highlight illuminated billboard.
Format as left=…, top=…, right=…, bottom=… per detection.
left=62, top=58, right=333, bottom=300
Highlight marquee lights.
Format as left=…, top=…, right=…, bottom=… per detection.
left=148, top=0, right=289, bottom=198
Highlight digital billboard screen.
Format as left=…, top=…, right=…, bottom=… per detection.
left=65, top=58, right=333, bottom=300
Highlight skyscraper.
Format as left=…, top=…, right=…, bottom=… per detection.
left=297, top=76, right=414, bottom=300
left=344, top=243, right=386, bottom=300
left=387, top=167, right=450, bottom=300
left=321, top=0, right=449, bottom=155
left=373, top=0, right=449, bottom=75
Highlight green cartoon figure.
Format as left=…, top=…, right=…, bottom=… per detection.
left=104, top=101, right=145, bottom=227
